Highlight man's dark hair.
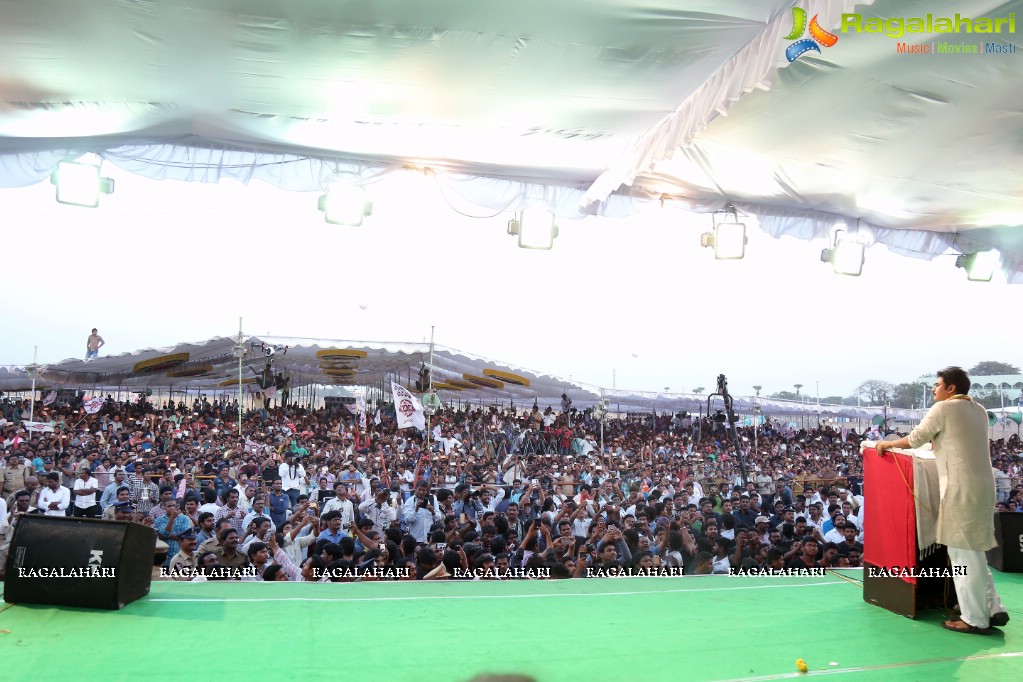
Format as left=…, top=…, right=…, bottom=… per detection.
left=937, top=366, right=971, bottom=395
left=202, top=487, right=217, bottom=504
left=197, top=512, right=214, bottom=524
left=305, top=555, right=327, bottom=578
left=416, top=547, right=438, bottom=571
left=263, top=564, right=287, bottom=581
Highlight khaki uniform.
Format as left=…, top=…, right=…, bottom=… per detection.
left=168, top=551, right=199, bottom=581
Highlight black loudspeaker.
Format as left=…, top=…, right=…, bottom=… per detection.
left=3, top=516, right=156, bottom=609
left=863, top=545, right=956, bottom=619
left=987, top=512, right=1023, bottom=573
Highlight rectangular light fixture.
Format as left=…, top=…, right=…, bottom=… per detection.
left=830, top=239, right=865, bottom=276
left=958, top=250, right=1000, bottom=281
left=713, top=222, right=747, bottom=259
left=318, top=182, right=372, bottom=226
left=516, top=206, right=558, bottom=250
left=52, top=161, right=114, bottom=207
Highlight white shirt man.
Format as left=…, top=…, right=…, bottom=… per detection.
left=321, top=488, right=355, bottom=533
left=359, top=491, right=397, bottom=534
left=38, top=475, right=71, bottom=516
left=479, top=487, right=506, bottom=514
left=993, top=467, right=1011, bottom=502
left=394, top=466, right=414, bottom=493
left=278, top=460, right=306, bottom=494
left=402, top=483, right=442, bottom=542
left=242, top=498, right=277, bottom=534
left=73, top=473, right=100, bottom=513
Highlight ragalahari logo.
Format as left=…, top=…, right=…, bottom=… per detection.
left=784, top=7, right=839, bottom=62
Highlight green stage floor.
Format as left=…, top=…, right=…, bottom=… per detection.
left=2, top=570, right=1021, bottom=682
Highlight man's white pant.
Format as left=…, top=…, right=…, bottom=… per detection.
left=947, top=546, right=1005, bottom=628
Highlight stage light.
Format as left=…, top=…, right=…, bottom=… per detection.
left=317, top=182, right=372, bottom=225
left=820, top=237, right=865, bottom=276
left=701, top=222, right=747, bottom=259
left=507, top=205, right=559, bottom=250
left=700, top=202, right=747, bottom=259
left=50, top=161, right=114, bottom=207
left=955, top=251, right=1000, bottom=281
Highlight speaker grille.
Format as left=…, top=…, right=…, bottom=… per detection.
left=4, top=516, right=156, bottom=609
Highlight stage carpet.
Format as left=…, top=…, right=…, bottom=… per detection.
left=2, top=569, right=1021, bottom=681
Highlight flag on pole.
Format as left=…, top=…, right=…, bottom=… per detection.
left=83, top=396, right=105, bottom=414
left=391, top=382, right=425, bottom=430
left=356, top=396, right=367, bottom=429
left=22, top=420, right=55, bottom=433
left=43, top=390, right=57, bottom=406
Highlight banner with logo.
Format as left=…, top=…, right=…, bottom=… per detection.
left=22, top=420, right=55, bottom=433
left=356, top=396, right=367, bottom=429
left=391, top=382, right=425, bottom=431
left=42, top=390, right=57, bottom=406
left=83, top=396, right=105, bottom=414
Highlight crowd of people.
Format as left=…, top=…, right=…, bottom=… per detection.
left=2, top=388, right=1021, bottom=582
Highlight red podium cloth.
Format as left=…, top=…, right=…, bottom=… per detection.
left=863, top=448, right=917, bottom=584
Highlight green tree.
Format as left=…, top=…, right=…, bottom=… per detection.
left=972, top=391, right=1004, bottom=410
left=692, top=387, right=705, bottom=395
left=890, top=382, right=930, bottom=409
left=968, top=361, right=1020, bottom=376
left=770, top=390, right=801, bottom=401
left=854, top=380, right=895, bottom=405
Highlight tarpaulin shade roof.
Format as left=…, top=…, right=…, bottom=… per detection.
left=0, top=335, right=925, bottom=421
left=0, top=0, right=1021, bottom=278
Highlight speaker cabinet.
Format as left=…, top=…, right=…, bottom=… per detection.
left=3, top=515, right=156, bottom=609
left=863, top=545, right=956, bottom=619
left=988, top=511, right=1023, bottom=573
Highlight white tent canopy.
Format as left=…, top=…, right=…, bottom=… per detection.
left=0, top=0, right=1020, bottom=278
left=0, top=334, right=924, bottom=422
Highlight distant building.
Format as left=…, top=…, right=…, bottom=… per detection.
left=918, top=374, right=1023, bottom=405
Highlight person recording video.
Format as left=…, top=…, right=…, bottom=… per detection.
left=402, top=480, right=440, bottom=542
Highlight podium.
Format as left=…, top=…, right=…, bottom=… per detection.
left=861, top=445, right=956, bottom=618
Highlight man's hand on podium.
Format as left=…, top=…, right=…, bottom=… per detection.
left=875, top=435, right=910, bottom=457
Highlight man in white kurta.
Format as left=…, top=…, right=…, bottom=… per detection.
left=876, top=367, right=1008, bottom=633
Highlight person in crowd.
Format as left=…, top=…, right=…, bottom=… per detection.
left=86, top=328, right=105, bottom=360
left=4, top=384, right=1021, bottom=584
left=71, top=466, right=101, bottom=518
left=38, top=472, right=70, bottom=517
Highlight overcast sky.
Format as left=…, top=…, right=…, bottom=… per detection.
left=1, top=166, right=1018, bottom=401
